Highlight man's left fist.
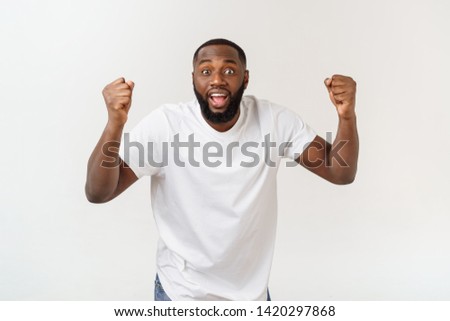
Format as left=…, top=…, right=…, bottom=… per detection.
left=324, top=75, right=357, bottom=119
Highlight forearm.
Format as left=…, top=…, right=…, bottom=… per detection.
left=328, top=114, right=359, bottom=184
left=85, top=122, right=124, bottom=203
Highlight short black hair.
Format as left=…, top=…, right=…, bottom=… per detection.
left=193, top=38, right=247, bottom=67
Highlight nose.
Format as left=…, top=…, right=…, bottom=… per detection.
left=210, top=71, right=226, bottom=87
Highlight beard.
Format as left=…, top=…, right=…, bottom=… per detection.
left=194, top=82, right=246, bottom=124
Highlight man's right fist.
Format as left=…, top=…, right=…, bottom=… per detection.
left=102, top=77, right=135, bottom=126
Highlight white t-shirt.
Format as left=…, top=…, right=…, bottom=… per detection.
left=119, top=95, right=316, bottom=300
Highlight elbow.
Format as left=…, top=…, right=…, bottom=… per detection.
left=327, top=165, right=357, bottom=185
left=86, top=194, right=107, bottom=204
left=85, top=192, right=106, bottom=204
left=332, top=173, right=356, bottom=185
left=85, top=185, right=110, bottom=204
left=334, top=177, right=355, bottom=185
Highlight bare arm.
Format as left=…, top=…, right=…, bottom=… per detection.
left=297, top=75, right=359, bottom=185
left=85, top=77, right=138, bottom=203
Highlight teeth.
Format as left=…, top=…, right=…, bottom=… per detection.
left=210, top=93, right=227, bottom=97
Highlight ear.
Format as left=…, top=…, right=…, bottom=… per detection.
left=244, top=70, right=250, bottom=89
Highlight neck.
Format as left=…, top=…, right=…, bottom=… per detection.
left=203, top=109, right=240, bottom=132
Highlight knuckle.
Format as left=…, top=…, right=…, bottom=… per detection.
left=120, top=97, right=130, bottom=104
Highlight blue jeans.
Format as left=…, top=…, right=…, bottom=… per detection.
left=154, top=274, right=271, bottom=301
left=154, top=274, right=172, bottom=301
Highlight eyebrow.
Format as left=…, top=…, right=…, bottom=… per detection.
left=197, top=58, right=238, bottom=65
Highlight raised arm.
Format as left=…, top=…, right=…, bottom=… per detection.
left=297, top=75, right=359, bottom=185
left=85, top=77, right=138, bottom=203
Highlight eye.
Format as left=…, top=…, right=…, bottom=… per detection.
left=201, top=69, right=211, bottom=75
left=224, top=68, right=235, bottom=75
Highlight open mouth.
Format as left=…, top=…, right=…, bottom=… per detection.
left=208, top=92, right=230, bottom=109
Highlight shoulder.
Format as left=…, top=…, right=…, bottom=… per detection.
left=138, top=100, right=196, bottom=126
left=158, top=100, right=196, bottom=115
left=241, top=95, right=273, bottom=110
left=241, top=95, right=301, bottom=122
left=156, top=100, right=198, bottom=122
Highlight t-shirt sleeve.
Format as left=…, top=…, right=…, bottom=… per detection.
left=118, top=108, right=168, bottom=178
left=273, top=105, right=317, bottom=161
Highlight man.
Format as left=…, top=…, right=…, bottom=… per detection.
left=85, top=38, right=358, bottom=301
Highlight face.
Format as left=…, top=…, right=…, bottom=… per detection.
left=192, top=45, right=249, bottom=124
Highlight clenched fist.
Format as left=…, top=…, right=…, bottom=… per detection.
left=324, top=75, right=356, bottom=120
left=102, top=77, right=135, bottom=126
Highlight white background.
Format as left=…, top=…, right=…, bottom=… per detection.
left=0, top=0, right=449, bottom=300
